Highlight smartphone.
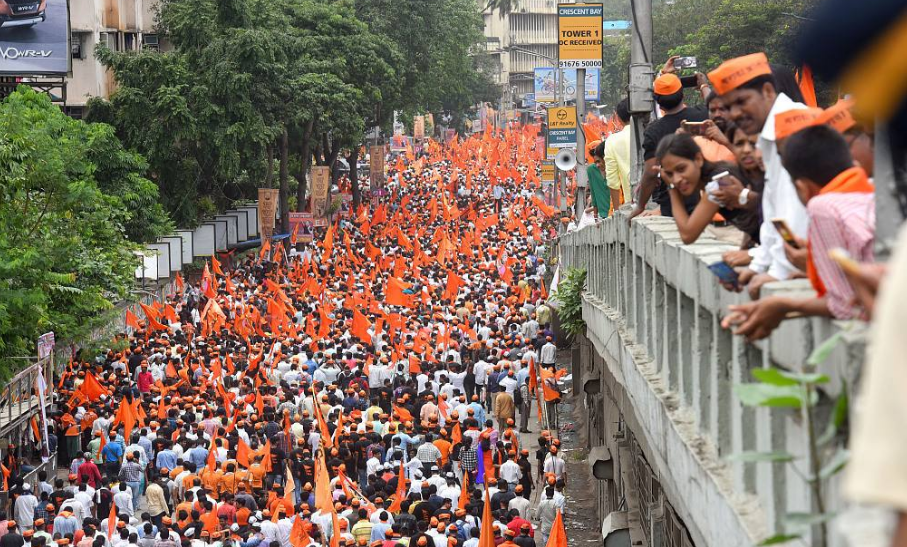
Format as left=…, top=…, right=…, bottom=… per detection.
left=828, top=248, right=861, bottom=277
left=711, top=170, right=731, bottom=186
left=771, top=218, right=800, bottom=249
left=708, top=261, right=740, bottom=289
left=682, top=121, right=708, bottom=136
left=680, top=75, right=699, bottom=88
left=673, top=56, right=698, bottom=69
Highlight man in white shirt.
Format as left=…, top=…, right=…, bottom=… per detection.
left=540, top=337, right=557, bottom=366
left=708, top=53, right=808, bottom=297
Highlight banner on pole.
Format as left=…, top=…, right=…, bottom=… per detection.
left=257, top=188, right=280, bottom=240
left=369, top=146, right=385, bottom=188
left=310, top=166, right=331, bottom=218
left=547, top=106, right=578, bottom=149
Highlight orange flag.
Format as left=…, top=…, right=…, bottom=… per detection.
left=527, top=358, right=538, bottom=395
left=458, top=472, right=470, bottom=510
left=351, top=308, right=372, bottom=344
left=108, top=501, right=117, bottom=540
left=0, top=464, right=8, bottom=491
left=443, top=270, right=464, bottom=301
left=478, top=485, right=495, bottom=547
left=546, top=510, right=568, bottom=547
left=81, top=372, right=109, bottom=401
left=393, top=404, right=414, bottom=423
left=289, top=515, right=310, bottom=547
left=322, top=223, right=335, bottom=263
left=211, top=255, right=224, bottom=275
left=175, top=272, right=184, bottom=293
left=798, top=65, right=818, bottom=108
left=207, top=433, right=218, bottom=472
left=125, top=309, right=140, bottom=330
left=386, top=460, right=407, bottom=513
left=314, top=451, right=333, bottom=512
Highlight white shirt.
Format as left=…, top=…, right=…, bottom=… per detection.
left=749, top=93, right=809, bottom=280
left=499, top=460, right=522, bottom=484
left=540, top=342, right=557, bottom=364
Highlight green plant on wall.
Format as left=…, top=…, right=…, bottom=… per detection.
left=729, top=333, right=848, bottom=546
left=552, top=267, right=587, bottom=336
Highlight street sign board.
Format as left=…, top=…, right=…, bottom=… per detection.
left=558, top=3, right=603, bottom=69
left=547, top=106, right=578, bottom=149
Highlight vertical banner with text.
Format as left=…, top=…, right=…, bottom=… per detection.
left=310, top=166, right=332, bottom=218
left=414, top=116, right=426, bottom=140
left=557, top=3, right=604, bottom=69
left=258, top=188, right=280, bottom=240
left=547, top=106, right=578, bottom=150
left=369, top=145, right=385, bottom=188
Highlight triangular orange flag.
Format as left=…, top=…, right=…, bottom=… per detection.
left=108, top=501, right=117, bottom=540
left=351, top=308, right=372, bottom=344
left=478, top=484, right=495, bottom=547
left=125, top=309, right=140, bottom=330
left=386, top=460, right=407, bottom=513
left=545, top=509, right=568, bottom=547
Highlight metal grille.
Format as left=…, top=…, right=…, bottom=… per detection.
left=628, top=430, right=697, bottom=547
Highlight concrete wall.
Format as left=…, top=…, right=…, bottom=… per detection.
left=560, top=213, right=866, bottom=547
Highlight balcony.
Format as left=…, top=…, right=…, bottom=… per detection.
left=560, top=212, right=864, bottom=546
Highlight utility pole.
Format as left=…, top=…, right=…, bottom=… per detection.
left=556, top=66, right=567, bottom=213
left=575, top=68, right=586, bottom=219
left=628, top=0, right=654, bottom=187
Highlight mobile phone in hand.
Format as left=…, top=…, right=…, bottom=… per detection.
left=682, top=121, right=707, bottom=136
left=673, top=56, right=698, bottom=69
left=771, top=218, right=800, bottom=249
left=708, top=261, right=740, bottom=290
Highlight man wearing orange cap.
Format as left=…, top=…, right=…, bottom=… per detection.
left=630, top=61, right=709, bottom=221
left=708, top=52, right=810, bottom=296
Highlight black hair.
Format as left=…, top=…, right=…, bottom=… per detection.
left=655, top=89, right=684, bottom=110
left=614, top=98, right=631, bottom=123
left=770, top=64, right=805, bottom=104
left=781, top=125, right=853, bottom=186
left=655, top=133, right=705, bottom=164
left=737, top=74, right=777, bottom=95
left=592, top=141, right=606, bottom=159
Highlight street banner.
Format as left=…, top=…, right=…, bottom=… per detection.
left=547, top=106, right=578, bottom=149
left=37, top=331, right=55, bottom=359
left=257, top=188, right=280, bottom=240
left=541, top=161, right=556, bottom=183
left=414, top=116, right=425, bottom=140
left=310, top=166, right=331, bottom=217
left=390, top=134, right=409, bottom=152
left=288, top=212, right=315, bottom=243
left=0, top=0, right=70, bottom=75
left=557, top=3, right=603, bottom=69
left=369, top=145, right=385, bottom=188
left=534, top=68, right=601, bottom=103
left=339, top=194, right=353, bottom=218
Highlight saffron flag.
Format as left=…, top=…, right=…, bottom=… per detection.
left=387, top=460, right=407, bottom=513
left=477, top=485, right=495, bottom=547
left=545, top=510, right=568, bottom=547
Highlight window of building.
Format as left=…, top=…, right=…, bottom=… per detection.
left=124, top=32, right=137, bottom=51
left=143, top=33, right=159, bottom=51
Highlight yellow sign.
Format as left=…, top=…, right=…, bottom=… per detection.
left=547, top=106, right=578, bottom=149
left=541, top=161, right=556, bottom=183
left=558, top=3, right=603, bottom=69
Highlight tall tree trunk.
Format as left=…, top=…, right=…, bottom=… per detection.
left=295, top=119, right=314, bottom=213
left=328, top=137, right=341, bottom=185
left=349, top=147, right=361, bottom=209
left=264, top=143, right=274, bottom=188
left=279, top=127, right=289, bottom=235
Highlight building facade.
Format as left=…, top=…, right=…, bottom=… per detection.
left=66, top=0, right=165, bottom=116
left=482, top=0, right=559, bottom=105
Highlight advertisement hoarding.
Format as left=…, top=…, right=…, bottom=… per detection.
left=288, top=212, right=315, bottom=243
left=557, top=3, right=603, bottom=69
left=0, top=0, right=70, bottom=75
left=533, top=68, right=600, bottom=103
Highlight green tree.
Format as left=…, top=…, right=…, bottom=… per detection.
left=0, top=87, right=163, bottom=374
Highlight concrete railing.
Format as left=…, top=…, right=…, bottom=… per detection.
left=559, top=212, right=866, bottom=547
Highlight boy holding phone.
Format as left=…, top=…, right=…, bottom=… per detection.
left=722, top=125, right=875, bottom=340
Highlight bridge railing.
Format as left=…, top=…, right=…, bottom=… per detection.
left=559, top=212, right=865, bottom=547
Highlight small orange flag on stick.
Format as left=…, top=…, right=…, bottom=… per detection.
left=545, top=509, right=568, bottom=547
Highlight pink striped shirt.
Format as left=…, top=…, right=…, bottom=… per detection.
left=807, top=191, right=875, bottom=318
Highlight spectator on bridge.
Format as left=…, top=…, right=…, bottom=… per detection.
left=722, top=125, right=875, bottom=340
left=708, top=52, right=809, bottom=298
left=721, top=122, right=767, bottom=267
left=655, top=133, right=761, bottom=246
left=604, top=99, right=632, bottom=207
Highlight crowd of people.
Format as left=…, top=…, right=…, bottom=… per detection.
left=582, top=51, right=878, bottom=341
left=3, top=128, right=579, bottom=547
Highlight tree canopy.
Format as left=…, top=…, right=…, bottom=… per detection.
left=89, top=0, right=498, bottom=228
left=0, top=87, right=170, bottom=375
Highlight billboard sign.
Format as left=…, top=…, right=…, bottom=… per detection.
left=413, top=116, right=425, bottom=140
left=0, top=0, right=70, bottom=75
left=557, top=3, right=603, bottom=69
left=541, top=161, right=556, bottom=183
left=534, top=68, right=600, bottom=103
left=547, top=106, right=578, bottom=149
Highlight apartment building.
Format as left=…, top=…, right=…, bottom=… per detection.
left=482, top=0, right=560, bottom=102
left=66, top=0, right=165, bottom=117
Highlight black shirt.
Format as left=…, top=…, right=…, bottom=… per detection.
left=642, top=105, right=709, bottom=216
